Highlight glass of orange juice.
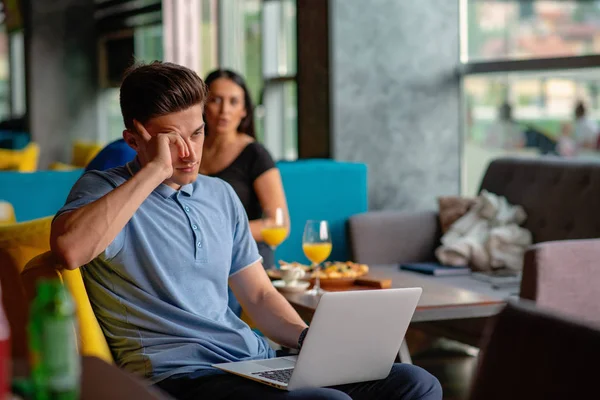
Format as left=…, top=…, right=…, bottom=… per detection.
left=302, top=220, right=332, bottom=295
left=261, top=207, right=289, bottom=270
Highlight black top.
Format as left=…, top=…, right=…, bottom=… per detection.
left=210, top=142, right=276, bottom=221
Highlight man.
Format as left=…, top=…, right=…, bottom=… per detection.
left=573, top=101, right=599, bottom=151
left=485, top=103, right=524, bottom=150
left=51, top=61, right=441, bottom=400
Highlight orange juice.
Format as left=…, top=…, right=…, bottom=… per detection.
left=262, top=227, right=288, bottom=247
left=302, top=243, right=332, bottom=264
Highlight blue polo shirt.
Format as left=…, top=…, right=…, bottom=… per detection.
left=56, top=159, right=275, bottom=382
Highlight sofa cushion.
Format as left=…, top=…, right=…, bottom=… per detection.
left=479, top=157, right=600, bottom=243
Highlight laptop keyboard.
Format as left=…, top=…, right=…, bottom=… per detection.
left=252, top=368, right=294, bottom=384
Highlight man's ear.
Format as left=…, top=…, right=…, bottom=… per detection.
left=123, top=129, right=139, bottom=151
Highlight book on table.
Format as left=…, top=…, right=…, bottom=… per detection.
left=399, top=262, right=471, bottom=276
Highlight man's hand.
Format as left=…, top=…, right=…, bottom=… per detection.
left=133, top=119, right=190, bottom=179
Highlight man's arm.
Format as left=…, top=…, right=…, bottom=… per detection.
left=52, top=124, right=188, bottom=270
left=229, top=262, right=307, bottom=349
left=51, top=163, right=168, bottom=270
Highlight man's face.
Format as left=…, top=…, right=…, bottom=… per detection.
left=126, top=103, right=205, bottom=189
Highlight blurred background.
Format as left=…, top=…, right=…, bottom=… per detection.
left=2, top=0, right=600, bottom=210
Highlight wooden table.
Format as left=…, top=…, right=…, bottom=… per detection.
left=282, top=265, right=515, bottom=347
left=11, top=356, right=172, bottom=400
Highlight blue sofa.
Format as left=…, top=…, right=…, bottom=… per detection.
left=0, top=169, right=83, bottom=222
left=275, top=160, right=368, bottom=264
left=1, top=160, right=368, bottom=263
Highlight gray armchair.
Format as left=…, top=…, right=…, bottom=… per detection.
left=469, top=300, right=600, bottom=400
left=521, top=238, right=600, bottom=326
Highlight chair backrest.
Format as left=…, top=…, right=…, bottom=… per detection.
left=521, top=238, right=600, bottom=326
left=72, top=141, right=103, bottom=168
left=0, top=169, right=82, bottom=222
left=21, top=252, right=113, bottom=363
left=0, top=142, right=40, bottom=171
left=0, top=216, right=52, bottom=360
left=275, top=159, right=368, bottom=264
left=469, top=300, right=600, bottom=400
left=479, top=157, right=600, bottom=243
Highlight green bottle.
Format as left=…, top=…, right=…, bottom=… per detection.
left=29, top=279, right=80, bottom=400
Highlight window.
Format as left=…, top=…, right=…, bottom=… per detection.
left=259, top=0, right=297, bottom=159
left=199, top=0, right=218, bottom=77
left=465, top=0, right=600, bottom=62
left=215, top=0, right=297, bottom=159
left=464, top=69, right=600, bottom=195
left=0, top=23, right=10, bottom=120
left=461, top=0, right=600, bottom=195
left=100, top=24, right=164, bottom=143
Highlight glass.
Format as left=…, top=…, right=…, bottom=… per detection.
left=261, top=207, right=289, bottom=270
left=302, top=220, right=332, bottom=296
left=464, top=0, right=600, bottom=62
left=462, top=68, right=600, bottom=195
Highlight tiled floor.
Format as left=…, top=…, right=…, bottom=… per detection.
left=412, top=340, right=478, bottom=400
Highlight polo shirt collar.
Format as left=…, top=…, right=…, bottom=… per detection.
left=126, top=158, right=195, bottom=199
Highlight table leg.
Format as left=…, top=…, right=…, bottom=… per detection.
left=398, top=340, right=412, bottom=364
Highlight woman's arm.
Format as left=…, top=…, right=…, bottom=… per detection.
left=249, top=168, right=289, bottom=241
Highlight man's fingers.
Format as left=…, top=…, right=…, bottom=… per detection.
left=160, top=133, right=189, bottom=158
left=133, top=119, right=152, bottom=141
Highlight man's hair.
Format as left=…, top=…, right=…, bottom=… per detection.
left=120, top=61, right=208, bottom=130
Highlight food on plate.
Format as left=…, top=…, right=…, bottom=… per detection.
left=277, top=260, right=369, bottom=279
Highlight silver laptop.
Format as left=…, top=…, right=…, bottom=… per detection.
left=213, top=287, right=422, bottom=391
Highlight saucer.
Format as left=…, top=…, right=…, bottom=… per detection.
left=272, top=280, right=310, bottom=293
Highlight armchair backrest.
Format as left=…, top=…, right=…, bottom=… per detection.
left=469, top=301, right=600, bottom=400
left=22, top=252, right=113, bottom=363
left=276, top=160, right=368, bottom=264
left=479, top=157, right=600, bottom=244
left=0, top=216, right=52, bottom=359
left=521, top=238, right=600, bottom=326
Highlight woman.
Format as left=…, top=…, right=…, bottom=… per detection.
left=200, top=69, right=289, bottom=274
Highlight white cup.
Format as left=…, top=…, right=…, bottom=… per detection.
left=279, top=266, right=306, bottom=286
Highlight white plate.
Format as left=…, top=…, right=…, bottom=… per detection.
left=272, top=280, right=310, bottom=293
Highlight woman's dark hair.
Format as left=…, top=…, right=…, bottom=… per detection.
left=204, top=69, right=256, bottom=138
left=120, top=61, right=207, bottom=130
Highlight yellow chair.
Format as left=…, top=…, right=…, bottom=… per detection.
left=0, top=216, right=52, bottom=360
left=48, top=161, right=79, bottom=171
left=71, top=141, right=103, bottom=168
left=1, top=217, right=112, bottom=364
left=0, top=142, right=40, bottom=171
left=22, top=252, right=113, bottom=363
left=0, top=201, right=16, bottom=225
